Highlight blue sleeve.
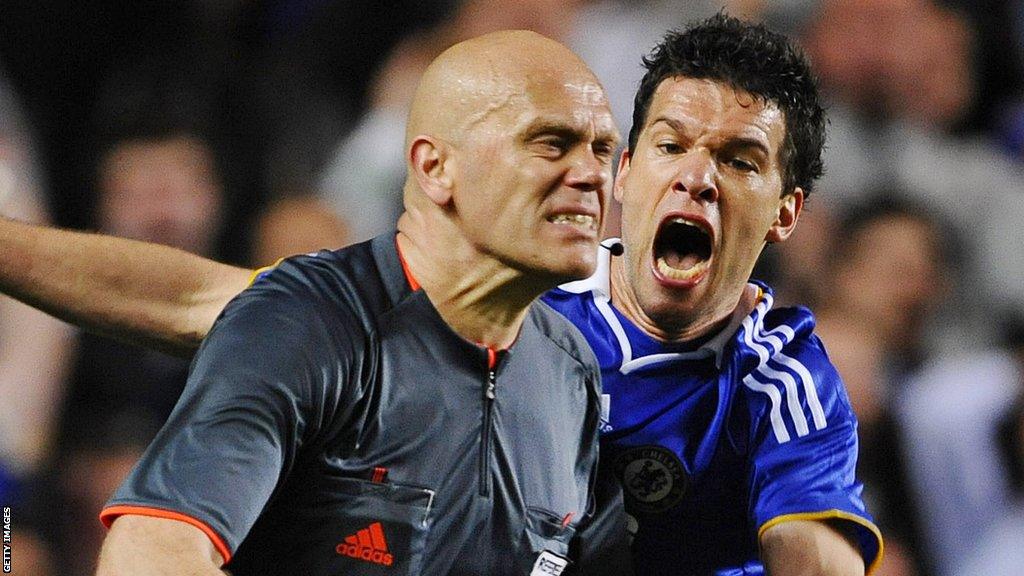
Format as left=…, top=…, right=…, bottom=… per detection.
left=744, top=335, right=883, bottom=573
left=102, top=257, right=360, bottom=560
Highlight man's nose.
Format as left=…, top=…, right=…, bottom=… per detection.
left=565, top=147, right=611, bottom=192
left=672, top=150, right=718, bottom=203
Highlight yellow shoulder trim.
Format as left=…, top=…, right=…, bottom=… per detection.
left=246, top=257, right=286, bottom=288
left=759, top=509, right=884, bottom=576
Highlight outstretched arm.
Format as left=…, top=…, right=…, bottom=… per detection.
left=761, top=520, right=865, bottom=576
left=0, top=217, right=251, bottom=355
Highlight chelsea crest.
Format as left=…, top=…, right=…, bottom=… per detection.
left=613, top=445, right=688, bottom=514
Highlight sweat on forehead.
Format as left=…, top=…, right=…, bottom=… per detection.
left=406, top=30, right=602, bottom=143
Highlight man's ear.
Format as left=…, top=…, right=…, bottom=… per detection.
left=765, top=188, right=804, bottom=243
left=613, top=149, right=631, bottom=203
left=409, top=135, right=453, bottom=206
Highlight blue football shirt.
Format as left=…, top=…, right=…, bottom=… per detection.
left=542, top=242, right=882, bottom=575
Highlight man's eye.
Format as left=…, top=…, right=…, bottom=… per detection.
left=728, top=158, right=757, bottom=172
left=657, top=142, right=683, bottom=154
left=592, top=142, right=615, bottom=162
left=535, top=139, right=568, bottom=156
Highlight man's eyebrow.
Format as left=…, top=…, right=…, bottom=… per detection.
left=523, top=118, right=621, bottom=147
left=523, top=120, right=579, bottom=140
left=721, top=136, right=770, bottom=157
left=596, top=126, right=622, bottom=148
left=649, top=117, right=770, bottom=154
left=648, top=116, right=688, bottom=134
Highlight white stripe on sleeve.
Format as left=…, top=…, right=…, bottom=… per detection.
left=743, top=374, right=791, bottom=443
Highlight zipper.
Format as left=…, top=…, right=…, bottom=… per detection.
left=480, top=348, right=499, bottom=497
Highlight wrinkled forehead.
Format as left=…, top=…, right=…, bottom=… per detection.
left=649, top=77, right=786, bottom=152
left=458, top=67, right=615, bottom=135
left=516, top=71, right=617, bottom=133
left=528, top=71, right=609, bottom=110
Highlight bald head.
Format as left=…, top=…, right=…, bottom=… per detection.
left=406, top=30, right=604, bottom=147
left=399, top=30, right=617, bottom=287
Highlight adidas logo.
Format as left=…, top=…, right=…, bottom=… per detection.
left=335, top=522, right=394, bottom=567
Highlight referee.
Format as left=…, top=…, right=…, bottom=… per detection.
left=80, top=31, right=623, bottom=576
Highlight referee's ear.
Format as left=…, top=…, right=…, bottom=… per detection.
left=409, top=135, right=454, bottom=206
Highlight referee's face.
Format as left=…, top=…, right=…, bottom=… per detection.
left=612, top=77, right=802, bottom=339
left=453, top=71, right=619, bottom=283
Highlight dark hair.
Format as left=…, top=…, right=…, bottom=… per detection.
left=628, top=13, right=826, bottom=197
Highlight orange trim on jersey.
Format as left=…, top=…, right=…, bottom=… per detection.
left=247, top=257, right=286, bottom=288
left=758, top=509, right=884, bottom=576
left=561, top=512, right=574, bottom=529
left=100, top=505, right=233, bottom=565
left=394, top=238, right=421, bottom=291
left=395, top=238, right=509, bottom=362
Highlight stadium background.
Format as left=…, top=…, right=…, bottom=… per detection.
left=0, top=0, right=1022, bottom=574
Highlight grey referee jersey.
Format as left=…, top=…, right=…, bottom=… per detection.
left=101, top=233, right=630, bottom=575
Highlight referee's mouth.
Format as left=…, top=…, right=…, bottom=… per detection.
left=651, top=213, right=713, bottom=287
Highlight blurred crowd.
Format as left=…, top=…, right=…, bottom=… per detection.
left=0, top=0, right=1023, bottom=574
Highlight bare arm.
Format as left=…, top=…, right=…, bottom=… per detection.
left=0, top=295, right=74, bottom=470
left=0, top=217, right=251, bottom=355
left=761, top=520, right=865, bottom=576
left=96, top=516, right=227, bottom=576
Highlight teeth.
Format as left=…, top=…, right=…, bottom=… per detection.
left=657, top=256, right=708, bottom=281
left=670, top=217, right=705, bottom=232
left=548, top=214, right=595, bottom=229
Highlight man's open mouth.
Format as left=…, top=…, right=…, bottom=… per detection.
left=653, top=217, right=713, bottom=282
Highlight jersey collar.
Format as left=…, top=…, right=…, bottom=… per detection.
left=558, top=239, right=765, bottom=371
left=372, top=232, right=420, bottom=306
left=557, top=238, right=619, bottom=299
left=698, top=283, right=763, bottom=368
